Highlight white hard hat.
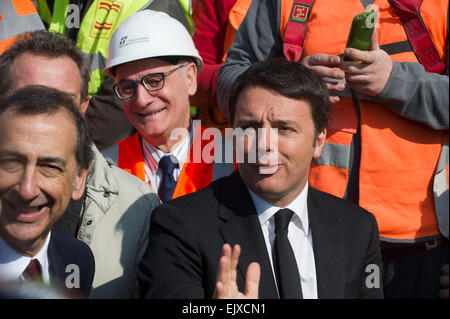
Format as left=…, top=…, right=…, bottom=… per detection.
left=104, top=10, right=203, bottom=77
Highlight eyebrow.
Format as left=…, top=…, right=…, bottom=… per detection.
left=0, top=149, right=67, bottom=168
left=235, top=119, right=299, bottom=127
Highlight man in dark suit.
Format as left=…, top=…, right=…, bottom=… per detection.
left=0, top=86, right=95, bottom=297
left=138, top=58, right=383, bottom=299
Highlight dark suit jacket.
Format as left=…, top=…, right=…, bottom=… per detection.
left=48, top=230, right=95, bottom=298
left=138, top=171, right=383, bottom=299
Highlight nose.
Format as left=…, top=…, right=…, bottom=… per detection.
left=257, top=127, right=278, bottom=164
left=17, top=166, right=40, bottom=202
left=133, top=82, right=157, bottom=109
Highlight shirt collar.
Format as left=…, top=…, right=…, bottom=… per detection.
left=0, top=231, right=51, bottom=283
left=248, top=182, right=310, bottom=235
left=142, top=119, right=195, bottom=175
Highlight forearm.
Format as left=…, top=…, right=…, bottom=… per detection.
left=376, top=61, right=449, bottom=130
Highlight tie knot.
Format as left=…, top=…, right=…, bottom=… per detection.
left=274, top=208, right=294, bottom=232
left=23, top=259, right=42, bottom=282
left=158, top=155, right=178, bottom=175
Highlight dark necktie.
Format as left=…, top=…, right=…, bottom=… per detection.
left=158, top=155, right=178, bottom=203
left=23, top=259, right=43, bottom=282
left=273, top=208, right=303, bottom=299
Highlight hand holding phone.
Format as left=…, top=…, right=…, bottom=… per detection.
left=344, top=11, right=375, bottom=61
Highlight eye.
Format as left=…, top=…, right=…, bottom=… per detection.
left=278, top=126, right=294, bottom=133
left=143, top=75, right=163, bottom=89
left=0, top=158, right=22, bottom=173
left=118, top=81, right=135, bottom=94
left=40, top=163, right=63, bottom=176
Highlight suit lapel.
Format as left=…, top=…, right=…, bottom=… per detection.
left=47, top=232, right=65, bottom=286
left=308, top=188, right=345, bottom=298
left=218, top=172, right=278, bottom=299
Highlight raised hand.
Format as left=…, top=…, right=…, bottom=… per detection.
left=213, top=243, right=261, bottom=299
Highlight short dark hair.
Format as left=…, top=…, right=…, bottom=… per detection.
left=229, top=58, right=329, bottom=135
left=0, top=30, right=90, bottom=102
left=0, top=85, right=94, bottom=170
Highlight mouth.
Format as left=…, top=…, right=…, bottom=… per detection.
left=253, top=162, right=280, bottom=175
left=4, top=201, right=48, bottom=223
left=137, top=106, right=167, bottom=118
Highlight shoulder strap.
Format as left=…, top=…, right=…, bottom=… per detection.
left=283, top=0, right=314, bottom=62
left=388, top=0, right=446, bottom=74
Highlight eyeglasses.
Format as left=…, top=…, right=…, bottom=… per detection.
left=113, top=63, right=188, bottom=100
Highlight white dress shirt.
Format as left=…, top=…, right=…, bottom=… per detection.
left=142, top=120, right=195, bottom=190
left=0, top=232, right=51, bottom=284
left=248, top=183, right=318, bottom=299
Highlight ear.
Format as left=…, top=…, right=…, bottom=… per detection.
left=80, top=96, right=90, bottom=115
left=313, top=128, right=327, bottom=159
left=71, top=164, right=90, bottom=200
left=185, top=62, right=198, bottom=96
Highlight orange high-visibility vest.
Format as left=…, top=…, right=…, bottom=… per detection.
left=0, top=0, right=44, bottom=54
left=108, top=124, right=235, bottom=200
left=280, top=0, right=448, bottom=241
left=221, top=0, right=253, bottom=63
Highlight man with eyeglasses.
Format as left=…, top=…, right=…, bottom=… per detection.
left=103, top=10, right=235, bottom=203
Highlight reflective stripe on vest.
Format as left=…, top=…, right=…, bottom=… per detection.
left=312, top=142, right=350, bottom=168
left=281, top=0, right=448, bottom=241
left=434, top=142, right=449, bottom=239
left=87, top=51, right=107, bottom=72
left=113, top=126, right=236, bottom=200
left=0, top=0, right=44, bottom=53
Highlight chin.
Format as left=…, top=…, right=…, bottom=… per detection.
left=248, top=177, right=284, bottom=197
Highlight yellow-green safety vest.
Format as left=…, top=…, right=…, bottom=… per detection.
left=37, top=0, right=193, bottom=97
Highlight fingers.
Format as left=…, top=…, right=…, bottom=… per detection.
left=215, top=244, right=232, bottom=298
left=244, top=262, right=261, bottom=298
left=439, top=264, right=449, bottom=299
left=369, top=28, right=379, bottom=51
left=214, top=244, right=241, bottom=299
left=301, top=54, right=345, bottom=81
left=339, top=60, right=366, bottom=74
left=308, top=65, right=345, bottom=81
left=344, top=47, right=377, bottom=64
left=302, top=53, right=341, bottom=67
left=442, top=264, right=449, bottom=275
left=214, top=244, right=261, bottom=299
left=230, top=244, right=241, bottom=284
left=301, top=53, right=345, bottom=103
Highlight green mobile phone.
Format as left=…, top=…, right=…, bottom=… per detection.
left=344, top=10, right=375, bottom=61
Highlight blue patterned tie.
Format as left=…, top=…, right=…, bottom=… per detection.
left=158, top=155, right=178, bottom=203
